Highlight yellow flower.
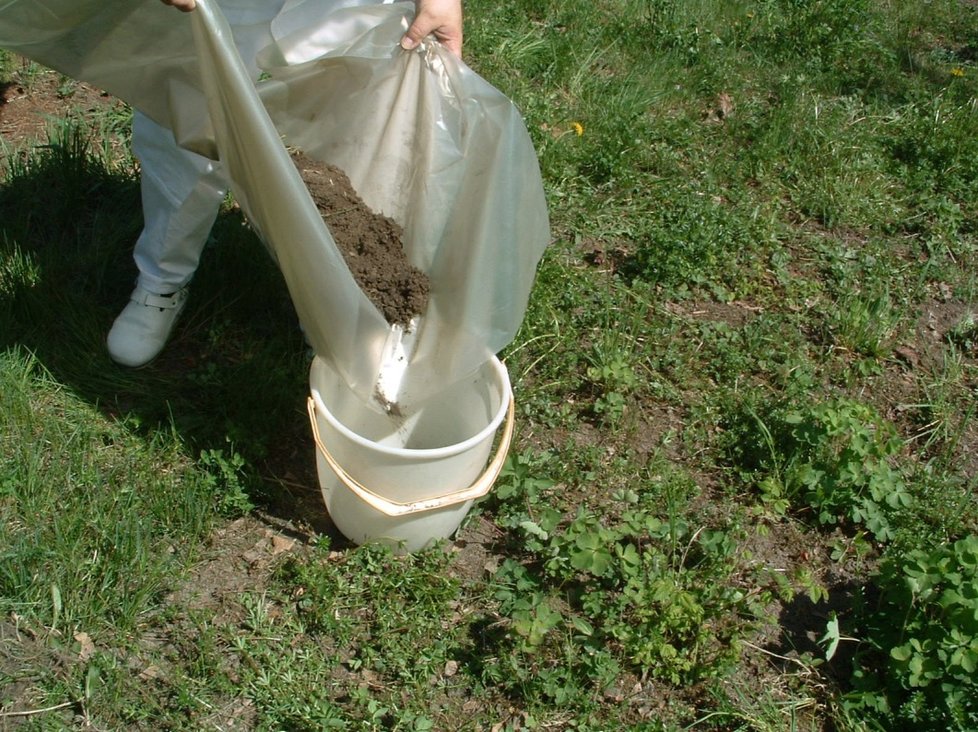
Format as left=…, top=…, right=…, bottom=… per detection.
left=951, top=67, right=965, bottom=77
left=571, top=121, right=584, bottom=136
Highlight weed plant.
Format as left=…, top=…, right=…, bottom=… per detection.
left=846, top=537, right=978, bottom=730
left=722, top=396, right=914, bottom=541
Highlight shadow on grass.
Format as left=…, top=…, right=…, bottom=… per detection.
left=0, top=125, right=338, bottom=539
left=765, top=577, right=872, bottom=689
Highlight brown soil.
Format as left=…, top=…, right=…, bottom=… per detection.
left=0, top=67, right=129, bottom=159
left=291, top=150, right=429, bottom=326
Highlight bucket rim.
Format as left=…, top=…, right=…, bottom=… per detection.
left=310, top=356, right=511, bottom=459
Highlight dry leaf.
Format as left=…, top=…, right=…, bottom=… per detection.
left=74, top=631, right=95, bottom=661
left=705, top=92, right=735, bottom=123
left=140, top=664, right=165, bottom=680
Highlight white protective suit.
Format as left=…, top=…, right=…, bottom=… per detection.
left=133, top=112, right=224, bottom=294
left=133, top=0, right=285, bottom=294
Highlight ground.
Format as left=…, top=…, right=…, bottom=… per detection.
left=1, top=70, right=114, bottom=148
left=2, top=60, right=976, bottom=730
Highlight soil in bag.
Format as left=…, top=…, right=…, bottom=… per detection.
left=291, top=151, right=429, bottom=326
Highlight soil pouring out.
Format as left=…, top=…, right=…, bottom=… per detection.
left=290, top=150, right=429, bottom=327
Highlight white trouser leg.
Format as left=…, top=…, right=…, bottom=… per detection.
left=130, top=0, right=286, bottom=295
left=131, top=111, right=227, bottom=294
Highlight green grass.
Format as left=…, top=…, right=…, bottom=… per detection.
left=2, top=0, right=978, bottom=728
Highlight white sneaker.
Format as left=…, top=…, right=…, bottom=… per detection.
left=107, top=284, right=189, bottom=368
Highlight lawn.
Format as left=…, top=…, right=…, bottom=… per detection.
left=2, top=0, right=978, bottom=729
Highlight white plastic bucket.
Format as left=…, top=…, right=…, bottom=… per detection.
left=307, top=355, right=514, bottom=552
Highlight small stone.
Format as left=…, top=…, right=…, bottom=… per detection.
left=443, top=660, right=459, bottom=677
left=271, top=535, right=295, bottom=555
left=242, top=549, right=264, bottom=565
left=894, top=345, right=919, bottom=367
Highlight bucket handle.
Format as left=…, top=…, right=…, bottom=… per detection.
left=306, top=388, right=515, bottom=517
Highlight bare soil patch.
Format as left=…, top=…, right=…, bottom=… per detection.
left=0, top=66, right=127, bottom=157
left=0, top=620, right=78, bottom=728
left=166, top=515, right=304, bottom=623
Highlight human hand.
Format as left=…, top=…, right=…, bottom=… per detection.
left=160, top=0, right=196, bottom=11
left=400, top=0, right=462, bottom=58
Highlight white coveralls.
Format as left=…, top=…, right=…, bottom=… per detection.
left=132, top=0, right=285, bottom=295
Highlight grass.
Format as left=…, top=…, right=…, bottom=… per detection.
left=2, top=0, right=978, bottom=728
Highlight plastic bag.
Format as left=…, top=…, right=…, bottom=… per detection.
left=0, top=0, right=550, bottom=406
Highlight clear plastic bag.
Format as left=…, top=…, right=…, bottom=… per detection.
left=0, top=0, right=550, bottom=407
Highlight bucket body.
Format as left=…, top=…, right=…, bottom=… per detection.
left=309, top=355, right=511, bottom=552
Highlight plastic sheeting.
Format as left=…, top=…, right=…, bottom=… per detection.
left=0, top=0, right=550, bottom=407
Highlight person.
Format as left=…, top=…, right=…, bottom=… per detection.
left=107, top=0, right=463, bottom=367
